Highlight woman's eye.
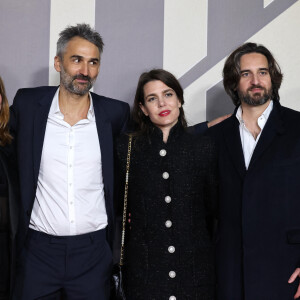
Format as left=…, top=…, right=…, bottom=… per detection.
left=148, top=97, right=156, bottom=102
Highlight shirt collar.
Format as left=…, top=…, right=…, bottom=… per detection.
left=49, top=87, right=95, bottom=121
left=236, top=100, right=273, bottom=126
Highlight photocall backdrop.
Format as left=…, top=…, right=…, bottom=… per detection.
left=0, top=0, right=299, bottom=125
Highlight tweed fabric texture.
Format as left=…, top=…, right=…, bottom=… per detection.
left=115, top=123, right=218, bottom=300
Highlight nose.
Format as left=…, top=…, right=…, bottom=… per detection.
left=80, top=62, right=89, bottom=76
left=158, top=97, right=166, bottom=107
left=250, top=73, right=260, bottom=85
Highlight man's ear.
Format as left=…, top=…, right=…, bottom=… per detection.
left=54, top=56, right=62, bottom=72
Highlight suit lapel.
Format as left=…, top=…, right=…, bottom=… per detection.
left=248, top=101, right=285, bottom=170
left=93, top=97, right=113, bottom=197
left=33, top=87, right=57, bottom=184
left=223, top=115, right=247, bottom=178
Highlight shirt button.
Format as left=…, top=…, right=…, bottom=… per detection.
left=69, top=164, right=72, bottom=168
left=70, top=146, right=73, bottom=149
left=71, top=220, right=74, bottom=223
left=169, top=271, right=176, bottom=278
left=159, top=149, right=167, bottom=156
left=165, top=220, right=172, bottom=228
left=162, top=172, right=169, bottom=179
left=168, top=246, right=175, bottom=253
left=169, top=296, right=176, bottom=300
left=165, top=196, right=171, bottom=203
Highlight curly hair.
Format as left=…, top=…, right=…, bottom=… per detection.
left=0, top=76, right=12, bottom=145
left=223, top=42, right=283, bottom=106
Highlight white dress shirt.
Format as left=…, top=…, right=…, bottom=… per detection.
left=29, top=88, right=107, bottom=236
left=236, top=101, right=273, bottom=169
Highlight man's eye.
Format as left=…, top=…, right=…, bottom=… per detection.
left=165, top=92, right=173, bottom=97
left=241, top=72, right=249, bottom=77
left=90, top=61, right=98, bottom=65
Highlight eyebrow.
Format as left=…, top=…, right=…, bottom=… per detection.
left=70, top=55, right=99, bottom=62
left=145, top=88, right=174, bottom=99
left=240, top=67, right=269, bottom=73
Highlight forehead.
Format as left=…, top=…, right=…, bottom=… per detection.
left=63, top=36, right=100, bottom=59
left=144, top=80, right=171, bottom=94
left=240, top=52, right=269, bottom=70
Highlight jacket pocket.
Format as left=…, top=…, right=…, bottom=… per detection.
left=287, top=229, right=300, bottom=244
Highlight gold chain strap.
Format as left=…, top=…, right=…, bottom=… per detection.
left=120, top=135, right=132, bottom=266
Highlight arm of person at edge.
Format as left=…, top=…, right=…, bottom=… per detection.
left=288, top=268, right=300, bottom=299
left=193, top=114, right=231, bottom=135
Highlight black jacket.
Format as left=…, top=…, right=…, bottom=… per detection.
left=0, top=145, right=19, bottom=300
left=195, top=101, right=300, bottom=300
left=115, top=123, right=218, bottom=299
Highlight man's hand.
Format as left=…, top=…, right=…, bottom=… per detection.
left=207, top=114, right=231, bottom=128
left=288, top=268, right=300, bottom=299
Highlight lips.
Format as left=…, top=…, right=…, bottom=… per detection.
left=159, top=110, right=171, bottom=117
left=74, top=75, right=91, bottom=84
left=249, top=85, right=264, bottom=93
left=75, top=78, right=89, bottom=84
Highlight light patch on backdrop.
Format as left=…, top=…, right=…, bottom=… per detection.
left=246, top=0, right=300, bottom=111
left=163, top=0, right=207, bottom=78
left=49, top=0, right=95, bottom=86
left=184, top=0, right=300, bottom=125
left=184, top=59, right=225, bottom=126
left=264, top=0, right=275, bottom=8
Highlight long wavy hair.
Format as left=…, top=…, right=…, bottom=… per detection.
left=132, top=69, right=187, bottom=136
left=223, top=42, right=283, bottom=106
left=0, top=76, right=12, bottom=146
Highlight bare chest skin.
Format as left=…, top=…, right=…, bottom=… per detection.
left=59, top=90, right=90, bottom=127
left=60, top=103, right=90, bottom=126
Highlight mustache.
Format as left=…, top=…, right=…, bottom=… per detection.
left=248, top=85, right=265, bottom=91
left=73, top=74, right=92, bottom=82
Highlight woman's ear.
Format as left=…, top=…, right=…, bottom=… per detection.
left=139, top=103, right=149, bottom=116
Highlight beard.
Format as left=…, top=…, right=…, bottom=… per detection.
left=60, top=65, right=96, bottom=96
left=238, top=85, right=272, bottom=106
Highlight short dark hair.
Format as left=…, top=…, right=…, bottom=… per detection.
left=0, top=76, right=12, bottom=145
left=56, top=23, right=104, bottom=59
left=132, top=69, right=187, bottom=136
left=223, top=42, right=283, bottom=106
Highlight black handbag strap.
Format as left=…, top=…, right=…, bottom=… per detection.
left=120, top=135, right=132, bottom=266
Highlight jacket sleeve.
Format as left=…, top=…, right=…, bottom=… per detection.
left=189, top=121, right=209, bottom=135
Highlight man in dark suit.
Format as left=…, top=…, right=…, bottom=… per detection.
left=10, top=24, right=129, bottom=299
left=205, top=43, right=300, bottom=300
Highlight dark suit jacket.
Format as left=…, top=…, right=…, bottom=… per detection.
left=9, top=86, right=130, bottom=253
left=195, top=101, right=300, bottom=300
left=0, top=145, right=19, bottom=299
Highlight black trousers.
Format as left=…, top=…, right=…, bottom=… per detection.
left=13, top=228, right=112, bottom=300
